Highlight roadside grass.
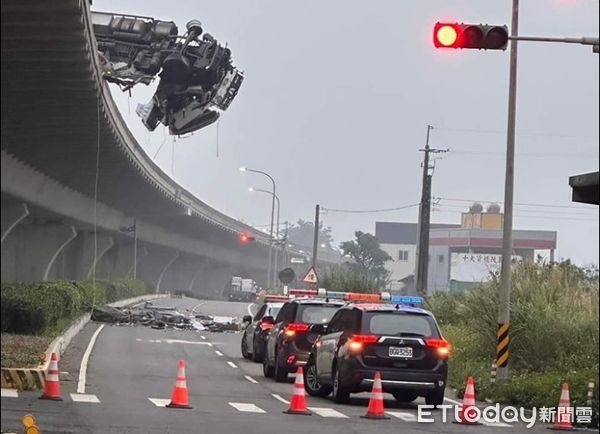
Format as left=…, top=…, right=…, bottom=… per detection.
left=1, top=333, right=53, bottom=368
left=427, top=259, right=599, bottom=427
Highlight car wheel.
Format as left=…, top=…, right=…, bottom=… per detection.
left=331, top=364, right=350, bottom=404
left=241, top=332, right=251, bottom=359
left=392, top=391, right=418, bottom=403
left=263, top=354, right=274, bottom=378
left=425, top=387, right=445, bottom=407
left=274, top=350, right=288, bottom=382
left=305, top=358, right=332, bottom=397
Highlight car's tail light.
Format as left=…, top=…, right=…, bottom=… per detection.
left=425, top=338, right=451, bottom=357
left=284, top=323, right=309, bottom=338
left=260, top=321, right=273, bottom=331
left=348, top=334, right=379, bottom=352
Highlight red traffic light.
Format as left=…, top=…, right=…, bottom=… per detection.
left=434, top=22, right=509, bottom=50
left=434, top=23, right=460, bottom=48
left=239, top=232, right=255, bottom=245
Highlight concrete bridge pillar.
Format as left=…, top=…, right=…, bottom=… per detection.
left=62, top=232, right=115, bottom=280
left=137, top=247, right=179, bottom=293
left=1, top=223, right=77, bottom=282
left=1, top=202, right=29, bottom=245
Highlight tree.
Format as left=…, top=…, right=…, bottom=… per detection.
left=339, top=231, right=392, bottom=290
left=287, top=219, right=334, bottom=250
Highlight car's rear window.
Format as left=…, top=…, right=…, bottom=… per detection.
left=297, top=304, right=340, bottom=324
left=364, top=312, right=438, bottom=338
left=268, top=307, right=281, bottom=318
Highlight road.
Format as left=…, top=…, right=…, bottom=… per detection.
left=1, top=297, right=553, bottom=433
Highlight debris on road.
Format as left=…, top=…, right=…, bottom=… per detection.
left=90, top=302, right=242, bottom=333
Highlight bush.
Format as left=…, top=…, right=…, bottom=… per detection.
left=1, top=279, right=150, bottom=335
left=427, top=259, right=599, bottom=426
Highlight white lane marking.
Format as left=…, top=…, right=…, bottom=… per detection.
left=244, top=375, right=259, bottom=384
left=227, top=361, right=238, bottom=368
left=148, top=398, right=171, bottom=407
left=215, top=350, right=224, bottom=356
left=200, top=335, right=206, bottom=340
left=309, top=407, right=349, bottom=418
left=444, top=397, right=462, bottom=405
left=191, top=301, right=208, bottom=313
left=387, top=411, right=418, bottom=421
left=77, top=323, right=106, bottom=393
left=1, top=388, right=18, bottom=398
left=228, top=402, right=266, bottom=413
left=135, top=338, right=211, bottom=345
left=70, top=393, right=100, bottom=403
left=247, top=303, right=256, bottom=316
left=271, top=393, right=290, bottom=404
left=483, top=421, right=513, bottom=428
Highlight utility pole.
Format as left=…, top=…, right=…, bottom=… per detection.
left=312, top=204, right=320, bottom=268
left=415, top=125, right=448, bottom=296
left=497, top=0, right=520, bottom=382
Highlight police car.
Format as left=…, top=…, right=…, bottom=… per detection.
left=241, top=296, right=287, bottom=362
left=262, top=290, right=346, bottom=382
left=303, top=293, right=450, bottom=405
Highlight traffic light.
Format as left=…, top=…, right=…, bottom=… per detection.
left=434, top=22, right=509, bottom=50
left=239, top=232, right=255, bottom=245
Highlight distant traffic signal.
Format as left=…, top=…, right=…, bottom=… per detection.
left=239, top=232, right=255, bottom=245
left=434, top=23, right=509, bottom=50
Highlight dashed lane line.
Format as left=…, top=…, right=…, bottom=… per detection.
left=308, top=407, right=349, bottom=418
left=70, top=393, right=101, bottom=403
left=200, top=335, right=206, bottom=340
left=215, top=350, right=224, bottom=356
left=228, top=402, right=266, bottom=413
left=271, top=393, right=290, bottom=405
left=387, top=411, right=418, bottom=422
left=227, top=361, right=238, bottom=369
left=148, top=398, right=171, bottom=407
left=244, top=375, right=259, bottom=384
left=78, top=323, right=106, bottom=394
left=1, top=388, right=18, bottom=398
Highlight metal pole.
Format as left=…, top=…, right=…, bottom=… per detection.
left=497, top=0, right=520, bottom=382
left=133, top=218, right=137, bottom=280
left=312, top=204, right=320, bottom=268
left=273, top=195, right=280, bottom=289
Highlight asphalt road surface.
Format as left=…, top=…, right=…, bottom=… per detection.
left=1, top=297, right=557, bottom=433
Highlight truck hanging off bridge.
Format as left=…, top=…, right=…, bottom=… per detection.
left=91, top=11, right=244, bottom=135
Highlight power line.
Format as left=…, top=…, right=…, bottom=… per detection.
left=434, top=125, right=599, bottom=141
left=435, top=196, right=595, bottom=211
left=435, top=202, right=598, bottom=216
left=321, top=203, right=420, bottom=214
left=433, top=207, right=598, bottom=222
left=448, top=149, right=598, bottom=159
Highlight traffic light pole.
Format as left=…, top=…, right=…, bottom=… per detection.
left=497, top=0, right=520, bottom=382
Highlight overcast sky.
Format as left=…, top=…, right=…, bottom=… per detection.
left=94, top=0, right=599, bottom=266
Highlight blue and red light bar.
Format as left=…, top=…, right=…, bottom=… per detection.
left=269, top=288, right=424, bottom=307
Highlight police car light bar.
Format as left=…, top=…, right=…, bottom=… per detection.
left=390, top=295, right=424, bottom=305
left=288, top=289, right=318, bottom=297
left=264, top=295, right=290, bottom=303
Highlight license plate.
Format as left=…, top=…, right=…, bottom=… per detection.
left=389, top=346, right=413, bottom=358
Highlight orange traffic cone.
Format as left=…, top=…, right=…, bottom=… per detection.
left=548, top=383, right=574, bottom=431
left=361, top=372, right=390, bottom=419
left=166, top=359, right=192, bottom=409
left=283, top=367, right=311, bottom=415
left=454, top=376, right=481, bottom=425
left=39, top=352, right=62, bottom=401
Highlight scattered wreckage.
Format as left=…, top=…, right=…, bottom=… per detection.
left=91, top=11, right=243, bottom=135
left=91, top=301, right=242, bottom=332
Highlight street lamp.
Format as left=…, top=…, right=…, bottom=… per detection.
left=240, top=166, right=276, bottom=288
left=249, top=187, right=281, bottom=288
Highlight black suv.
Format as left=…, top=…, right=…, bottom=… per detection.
left=304, top=302, right=450, bottom=405
left=263, top=298, right=345, bottom=382
left=241, top=300, right=284, bottom=362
